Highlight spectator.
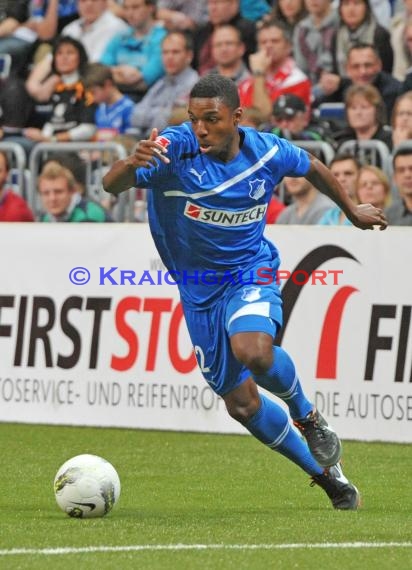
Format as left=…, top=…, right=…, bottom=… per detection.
left=0, top=74, right=34, bottom=140
left=332, top=0, right=393, bottom=77
left=42, top=151, right=88, bottom=195
left=0, top=0, right=31, bottom=74
left=333, top=84, right=392, bottom=151
left=329, top=151, right=361, bottom=199
left=391, top=2, right=412, bottom=80
left=26, top=28, right=105, bottom=104
left=24, top=36, right=97, bottom=147
left=208, top=24, right=250, bottom=84
left=265, top=93, right=329, bottom=141
left=42, top=151, right=119, bottom=214
left=0, top=150, right=34, bottom=221
left=391, top=91, right=412, bottom=147
left=238, top=20, right=311, bottom=119
left=320, top=43, right=402, bottom=119
left=38, top=161, right=112, bottom=222
left=385, top=146, right=412, bottom=225
left=267, top=0, right=307, bottom=35
left=318, top=151, right=360, bottom=225
left=401, top=18, right=412, bottom=91
left=293, top=0, right=339, bottom=99
left=276, top=176, right=333, bottom=224
left=0, top=0, right=81, bottom=76
left=100, top=0, right=167, bottom=99
left=83, top=63, right=134, bottom=140
left=356, top=164, right=391, bottom=209
left=238, top=106, right=266, bottom=128
left=130, top=31, right=198, bottom=138
left=0, top=0, right=30, bottom=37
left=30, top=0, right=79, bottom=31
left=61, top=0, right=129, bottom=62
left=156, top=0, right=208, bottom=30
left=193, top=0, right=257, bottom=75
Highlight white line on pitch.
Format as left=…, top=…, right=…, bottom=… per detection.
left=1, top=542, right=412, bottom=556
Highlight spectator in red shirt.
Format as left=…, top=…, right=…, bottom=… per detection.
left=0, top=151, right=34, bottom=222
left=238, top=20, right=311, bottom=120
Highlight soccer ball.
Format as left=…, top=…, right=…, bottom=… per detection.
left=54, top=454, right=121, bottom=518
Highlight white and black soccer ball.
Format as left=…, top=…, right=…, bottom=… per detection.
left=54, top=454, right=121, bottom=518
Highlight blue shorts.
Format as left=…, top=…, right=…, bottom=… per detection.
left=182, top=282, right=283, bottom=396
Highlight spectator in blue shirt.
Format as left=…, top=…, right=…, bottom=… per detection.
left=83, top=62, right=134, bottom=140
left=100, top=0, right=167, bottom=100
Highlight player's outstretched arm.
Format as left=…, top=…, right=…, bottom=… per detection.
left=305, top=154, right=388, bottom=231
left=103, top=128, right=170, bottom=196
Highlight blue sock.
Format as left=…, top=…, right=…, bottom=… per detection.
left=253, top=346, right=313, bottom=420
left=244, top=393, right=323, bottom=475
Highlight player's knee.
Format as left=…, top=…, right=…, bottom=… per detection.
left=239, top=351, right=273, bottom=375
left=231, top=335, right=273, bottom=374
left=225, top=396, right=260, bottom=424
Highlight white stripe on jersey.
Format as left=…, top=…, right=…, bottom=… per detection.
left=227, top=301, right=271, bottom=328
left=164, top=144, right=279, bottom=199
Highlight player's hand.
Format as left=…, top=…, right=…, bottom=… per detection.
left=130, top=128, right=170, bottom=169
left=349, top=203, right=388, bottom=231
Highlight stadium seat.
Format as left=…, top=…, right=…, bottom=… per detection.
left=0, top=141, right=28, bottom=198
left=392, top=140, right=412, bottom=155
left=293, top=140, right=336, bottom=166
left=338, top=139, right=392, bottom=177
left=315, top=102, right=347, bottom=128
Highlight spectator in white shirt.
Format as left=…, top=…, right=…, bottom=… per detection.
left=61, top=0, right=129, bottom=62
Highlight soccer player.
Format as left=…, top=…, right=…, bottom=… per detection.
left=103, top=75, right=387, bottom=510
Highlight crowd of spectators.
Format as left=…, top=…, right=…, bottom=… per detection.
left=0, top=0, right=411, bottom=225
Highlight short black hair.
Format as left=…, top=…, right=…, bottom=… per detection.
left=257, top=19, right=292, bottom=44
left=190, top=75, right=240, bottom=110
left=393, top=145, right=412, bottom=165
left=347, top=42, right=380, bottom=60
left=163, top=30, right=194, bottom=52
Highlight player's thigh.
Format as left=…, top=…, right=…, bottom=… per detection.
left=182, top=301, right=249, bottom=396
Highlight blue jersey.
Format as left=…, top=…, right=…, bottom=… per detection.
left=136, top=124, right=310, bottom=307
left=30, top=0, right=77, bottom=19
left=95, top=95, right=134, bottom=134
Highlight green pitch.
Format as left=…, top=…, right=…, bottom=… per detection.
left=0, top=423, right=411, bottom=570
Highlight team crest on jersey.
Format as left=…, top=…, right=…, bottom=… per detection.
left=248, top=179, right=266, bottom=200
left=241, top=286, right=262, bottom=302
left=183, top=201, right=267, bottom=226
